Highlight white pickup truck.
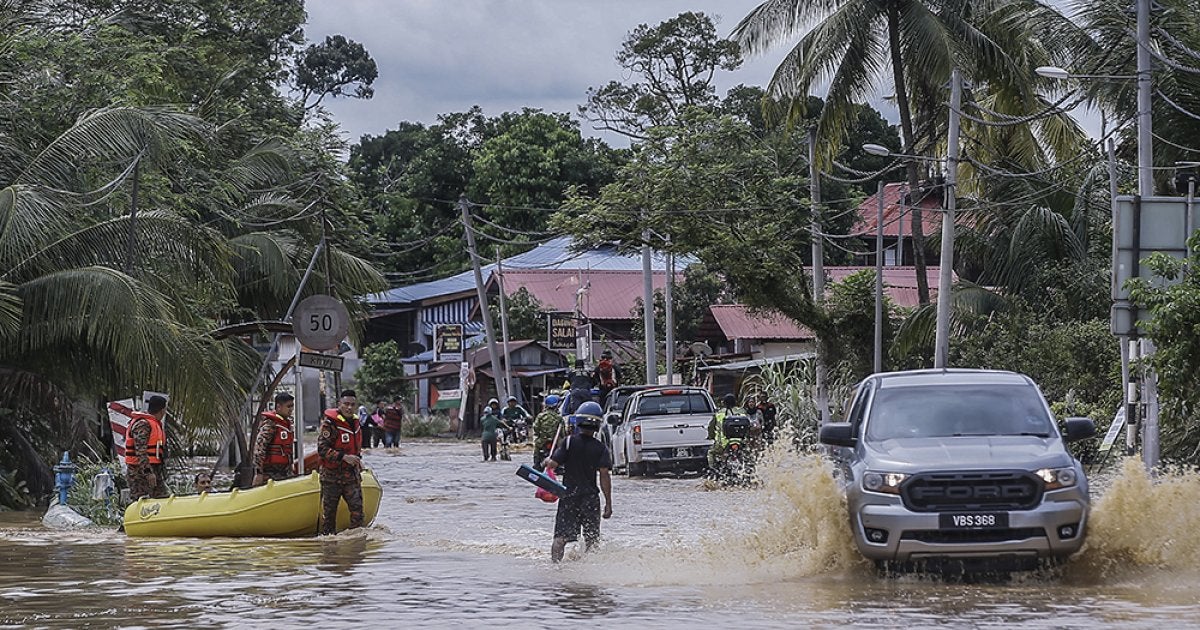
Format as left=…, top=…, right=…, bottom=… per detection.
left=611, top=387, right=714, bottom=476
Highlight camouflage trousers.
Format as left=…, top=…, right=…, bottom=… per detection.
left=319, top=472, right=364, bottom=535
left=257, top=466, right=294, bottom=483
left=128, top=463, right=168, bottom=500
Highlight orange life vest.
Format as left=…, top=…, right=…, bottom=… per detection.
left=124, top=412, right=165, bottom=466
left=261, top=411, right=295, bottom=467
left=597, top=359, right=616, bottom=388
left=321, top=409, right=360, bottom=468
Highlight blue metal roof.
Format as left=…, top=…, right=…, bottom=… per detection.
left=367, top=237, right=693, bottom=305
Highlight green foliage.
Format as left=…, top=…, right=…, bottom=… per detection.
left=1128, top=237, right=1200, bottom=462
left=581, top=11, right=742, bottom=140
left=490, top=287, right=546, bottom=341
left=0, top=469, right=31, bottom=511
left=65, top=460, right=124, bottom=525
left=825, top=269, right=896, bottom=379
left=354, top=341, right=412, bottom=404
left=742, top=359, right=857, bottom=450
left=401, top=415, right=451, bottom=438
left=295, top=34, right=378, bottom=110
left=951, top=308, right=1121, bottom=412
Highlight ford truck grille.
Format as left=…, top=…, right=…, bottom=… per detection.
left=901, top=471, right=1042, bottom=512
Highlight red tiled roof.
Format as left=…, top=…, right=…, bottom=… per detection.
left=852, top=182, right=945, bottom=237
left=825, top=266, right=954, bottom=308
left=708, top=305, right=815, bottom=341
left=494, top=269, right=678, bottom=321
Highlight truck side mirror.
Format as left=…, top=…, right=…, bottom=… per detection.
left=819, top=423, right=857, bottom=447
left=1063, top=417, right=1097, bottom=443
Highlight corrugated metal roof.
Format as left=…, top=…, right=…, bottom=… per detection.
left=708, top=305, right=815, bottom=340
left=852, top=182, right=945, bottom=237
left=366, top=237, right=694, bottom=305
left=497, top=269, right=677, bottom=320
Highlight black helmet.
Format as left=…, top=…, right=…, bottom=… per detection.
left=722, top=393, right=737, bottom=407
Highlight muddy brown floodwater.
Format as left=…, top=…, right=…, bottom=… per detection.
left=1, top=441, right=1198, bottom=628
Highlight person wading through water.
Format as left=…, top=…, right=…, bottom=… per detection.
left=540, top=402, right=613, bottom=562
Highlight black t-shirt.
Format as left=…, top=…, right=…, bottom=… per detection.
left=550, top=433, right=612, bottom=498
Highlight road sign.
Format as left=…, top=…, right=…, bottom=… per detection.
left=1111, top=195, right=1200, bottom=336
left=434, top=324, right=464, bottom=362
left=292, top=295, right=349, bottom=351
left=1098, top=408, right=1127, bottom=454
left=298, top=351, right=344, bottom=372
left=547, top=313, right=575, bottom=350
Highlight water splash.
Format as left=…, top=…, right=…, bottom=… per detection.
left=569, top=442, right=866, bottom=586
left=1068, top=458, right=1200, bottom=581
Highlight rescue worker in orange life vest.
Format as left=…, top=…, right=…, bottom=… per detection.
left=317, top=389, right=364, bottom=535
left=252, top=392, right=297, bottom=486
left=591, top=349, right=621, bottom=401
left=126, top=395, right=169, bottom=499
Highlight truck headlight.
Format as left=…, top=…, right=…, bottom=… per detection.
left=862, top=471, right=908, bottom=494
left=1036, top=467, right=1078, bottom=490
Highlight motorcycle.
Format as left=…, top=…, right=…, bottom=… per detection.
left=497, top=424, right=513, bottom=461
left=710, top=415, right=757, bottom=485
left=512, top=417, right=529, bottom=443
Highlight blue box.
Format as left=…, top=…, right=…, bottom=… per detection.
left=516, top=463, right=567, bottom=497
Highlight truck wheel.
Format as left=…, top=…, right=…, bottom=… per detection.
left=627, top=455, right=645, bottom=477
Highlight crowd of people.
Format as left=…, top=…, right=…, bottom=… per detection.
left=119, top=348, right=777, bottom=562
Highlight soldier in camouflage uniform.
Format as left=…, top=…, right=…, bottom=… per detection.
left=532, top=394, right=566, bottom=471
left=252, top=392, right=298, bottom=486
left=125, top=396, right=169, bottom=499
left=318, top=389, right=364, bottom=535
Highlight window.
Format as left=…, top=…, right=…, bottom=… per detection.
left=865, top=384, right=1054, bottom=441
left=635, top=393, right=713, bottom=416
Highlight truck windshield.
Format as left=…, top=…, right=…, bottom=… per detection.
left=865, top=384, right=1055, bottom=440
left=636, top=393, right=712, bottom=416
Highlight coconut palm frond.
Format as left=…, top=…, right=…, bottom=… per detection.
left=5, top=210, right=229, bottom=287
left=19, top=107, right=211, bottom=192
left=223, top=137, right=296, bottom=191
left=229, top=231, right=302, bottom=312
left=0, top=280, right=18, bottom=339
left=0, top=185, right=74, bottom=272
left=731, top=0, right=844, bottom=58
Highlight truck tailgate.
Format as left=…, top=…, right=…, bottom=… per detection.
left=640, top=416, right=711, bottom=447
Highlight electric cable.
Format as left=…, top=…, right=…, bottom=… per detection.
left=1155, top=88, right=1200, bottom=122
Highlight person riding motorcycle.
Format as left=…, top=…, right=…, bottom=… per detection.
left=501, top=395, right=531, bottom=443
left=707, top=394, right=738, bottom=471
left=533, top=394, right=565, bottom=470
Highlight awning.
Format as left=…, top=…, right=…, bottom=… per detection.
left=478, top=366, right=568, bottom=379
left=698, top=353, right=815, bottom=373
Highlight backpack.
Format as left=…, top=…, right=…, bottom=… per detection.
left=597, top=359, right=616, bottom=388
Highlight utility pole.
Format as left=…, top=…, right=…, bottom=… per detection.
left=934, top=68, right=962, bottom=369
left=664, top=240, right=675, bottom=385
left=460, top=196, right=506, bottom=402
left=642, top=226, right=656, bottom=385
left=1136, top=0, right=1154, bottom=197
left=874, top=181, right=885, bottom=374
left=808, top=128, right=830, bottom=424
left=495, top=247, right=514, bottom=400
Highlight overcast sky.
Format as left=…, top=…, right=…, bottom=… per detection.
left=304, top=0, right=798, bottom=145
left=303, top=0, right=1099, bottom=147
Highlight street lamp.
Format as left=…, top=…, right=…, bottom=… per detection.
left=860, top=70, right=961, bottom=369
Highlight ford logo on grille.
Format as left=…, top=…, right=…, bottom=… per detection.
left=910, top=484, right=1034, bottom=501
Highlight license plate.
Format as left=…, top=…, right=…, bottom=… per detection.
left=675, top=448, right=689, bottom=458
left=939, top=512, right=1008, bottom=529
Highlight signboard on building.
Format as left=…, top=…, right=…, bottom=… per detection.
left=434, top=324, right=464, bottom=363
left=547, top=313, right=576, bottom=351
left=1111, top=195, right=1199, bottom=336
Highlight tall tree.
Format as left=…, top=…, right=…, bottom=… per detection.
left=580, top=11, right=742, bottom=140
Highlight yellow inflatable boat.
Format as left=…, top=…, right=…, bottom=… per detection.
left=123, top=470, right=383, bottom=538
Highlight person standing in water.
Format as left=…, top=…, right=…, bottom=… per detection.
left=540, top=404, right=613, bottom=562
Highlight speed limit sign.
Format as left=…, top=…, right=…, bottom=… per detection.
left=292, top=295, right=350, bottom=351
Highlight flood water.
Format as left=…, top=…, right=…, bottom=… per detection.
left=2, top=441, right=1199, bottom=628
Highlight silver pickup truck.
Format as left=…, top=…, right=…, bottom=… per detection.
left=820, top=369, right=1096, bottom=573
left=612, top=387, right=714, bottom=476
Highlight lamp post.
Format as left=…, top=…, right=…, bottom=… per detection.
left=863, top=133, right=957, bottom=369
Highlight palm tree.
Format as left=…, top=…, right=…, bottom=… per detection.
left=732, top=0, right=1079, bottom=305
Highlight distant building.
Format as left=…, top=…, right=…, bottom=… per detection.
left=851, top=182, right=946, bottom=267
left=364, top=237, right=688, bottom=413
